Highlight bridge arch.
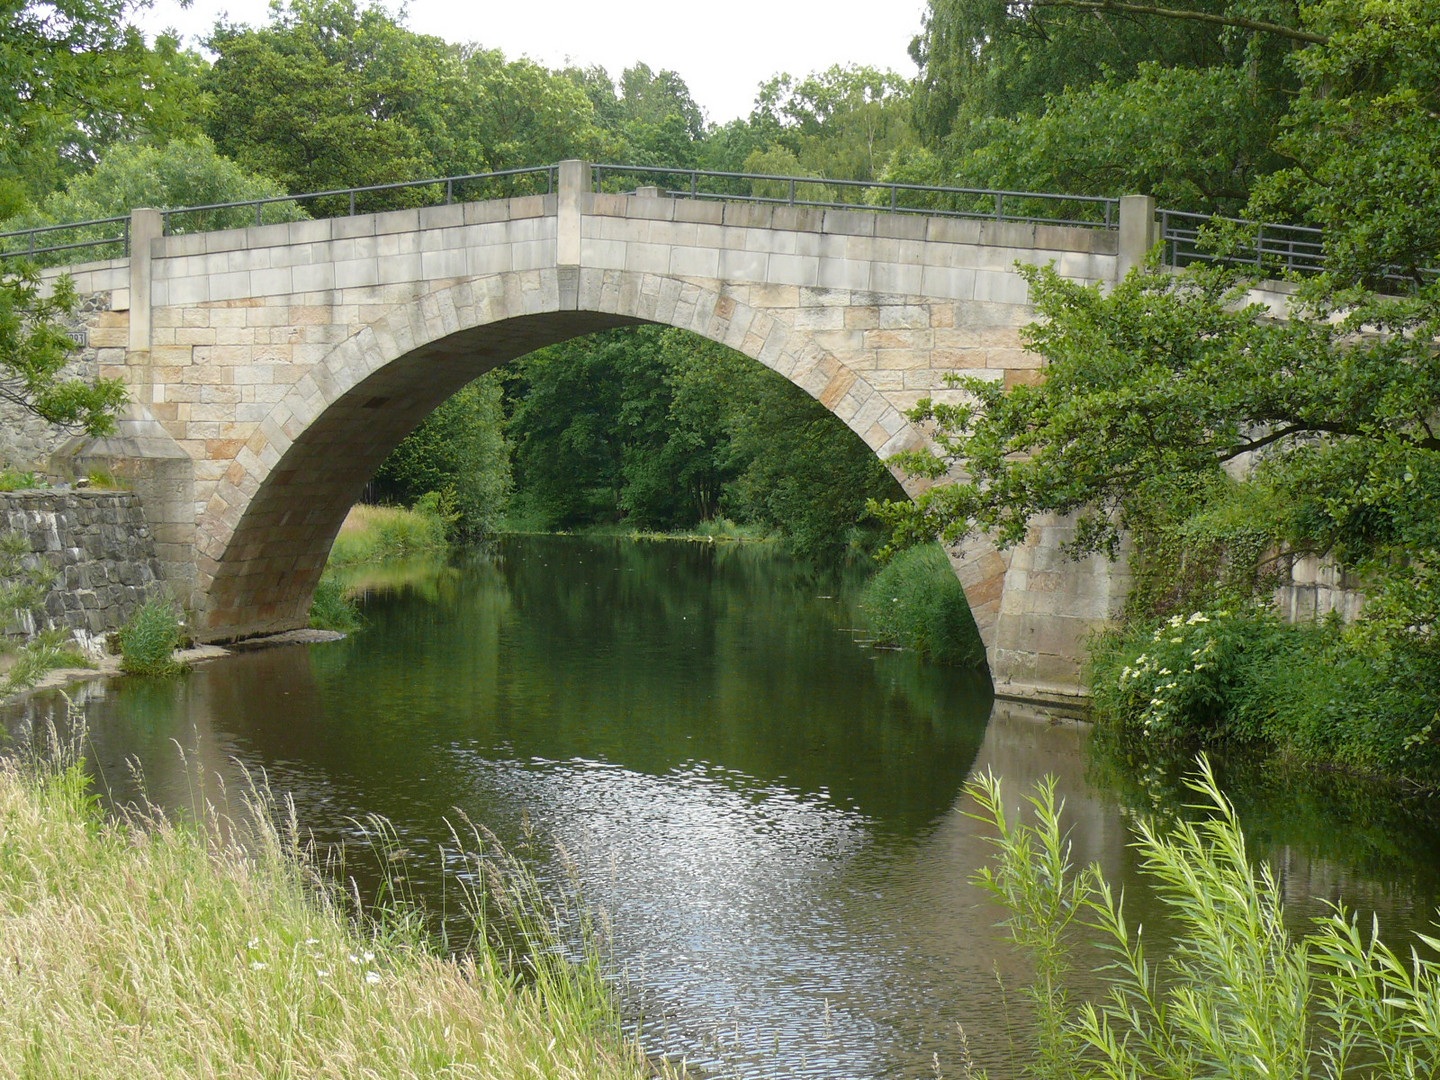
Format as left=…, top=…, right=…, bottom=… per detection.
left=193, top=267, right=992, bottom=644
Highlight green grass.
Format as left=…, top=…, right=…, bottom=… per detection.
left=0, top=733, right=655, bottom=1080
left=0, top=468, right=42, bottom=492
left=563, top=517, right=775, bottom=543
left=0, top=629, right=93, bottom=697
left=327, top=503, right=450, bottom=567
left=859, top=543, right=986, bottom=667
left=116, top=598, right=185, bottom=677
left=307, top=574, right=363, bottom=633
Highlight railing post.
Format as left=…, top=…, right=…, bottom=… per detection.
left=556, top=160, right=587, bottom=311
left=995, top=193, right=1004, bottom=220
left=129, top=207, right=163, bottom=359
left=1117, top=194, right=1158, bottom=282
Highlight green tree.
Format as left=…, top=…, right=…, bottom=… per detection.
left=750, top=65, right=915, bottom=185
left=0, top=0, right=205, bottom=216
left=371, top=374, right=512, bottom=539
left=4, top=136, right=304, bottom=263
left=204, top=0, right=609, bottom=207
left=204, top=0, right=456, bottom=203
left=505, top=326, right=900, bottom=558
left=0, top=266, right=127, bottom=434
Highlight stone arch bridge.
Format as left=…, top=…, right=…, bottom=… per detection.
left=30, top=161, right=1164, bottom=704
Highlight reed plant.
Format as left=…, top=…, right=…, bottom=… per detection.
left=0, top=628, right=91, bottom=696
left=115, top=597, right=184, bottom=676
left=0, top=725, right=654, bottom=1080
left=307, top=574, right=362, bottom=633
left=969, top=759, right=1440, bottom=1079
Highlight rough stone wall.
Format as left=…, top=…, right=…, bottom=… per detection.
left=0, top=290, right=115, bottom=472
left=0, top=489, right=169, bottom=646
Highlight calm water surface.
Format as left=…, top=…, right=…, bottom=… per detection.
left=9, top=535, right=1440, bottom=1078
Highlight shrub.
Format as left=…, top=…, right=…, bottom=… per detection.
left=0, top=469, right=41, bottom=492
left=116, top=599, right=184, bottom=677
left=1087, top=603, right=1297, bottom=741
left=859, top=543, right=985, bottom=667
left=1089, top=603, right=1440, bottom=784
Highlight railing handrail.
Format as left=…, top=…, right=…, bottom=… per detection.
left=158, top=164, right=559, bottom=231
left=591, top=162, right=1120, bottom=230
left=0, top=159, right=1386, bottom=282
left=591, top=162, right=1120, bottom=206
left=0, top=214, right=131, bottom=242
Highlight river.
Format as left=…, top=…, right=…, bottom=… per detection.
left=7, top=534, right=1440, bottom=1078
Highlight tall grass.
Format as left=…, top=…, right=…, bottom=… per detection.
left=860, top=544, right=986, bottom=667
left=0, top=728, right=655, bottom=1080
left=327, top=502, right=450, bottom=567
left=116, top=598, right=184, bottom=676
left=970, top=759, right=1440, bottom=1079
left=0, top=629, right=92, bottom=697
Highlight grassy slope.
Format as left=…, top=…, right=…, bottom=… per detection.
left=0, top=756, right=651, bottom=1080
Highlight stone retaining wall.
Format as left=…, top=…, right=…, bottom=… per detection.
left=0, top=489, right=169, bottom=648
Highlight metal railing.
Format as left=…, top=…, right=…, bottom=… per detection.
left=0, top=215, right=130, bottom=264
left=160, top=164, right=558, bottom=236
left=3, top=160, right=1404, bottom=286
left=0, top=166, right=558, bottom=268
left=591, top=163, right=1121, bottom=229
left=1158, top=208, right=1327, bottom=276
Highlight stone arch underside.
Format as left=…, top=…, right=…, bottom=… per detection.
left=193, top=269, right=1008, bottom=658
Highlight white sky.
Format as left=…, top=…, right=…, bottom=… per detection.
left=134, top=0, right=928, bottom=124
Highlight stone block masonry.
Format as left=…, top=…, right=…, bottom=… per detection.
left=0, top=490, right=169, bottom=645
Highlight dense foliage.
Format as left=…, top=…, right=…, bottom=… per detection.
left=858, top=544, right=984, bottom=667
left=0, top=267, right=127, bottom=434
left=370, top=375, right=512, bottom=540
left=879, top=0, right=1440, bottom=777
left=503, top=326, right=901, bottom=562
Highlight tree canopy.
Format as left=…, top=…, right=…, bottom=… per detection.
left=882, top=0, right=1440, bottom=652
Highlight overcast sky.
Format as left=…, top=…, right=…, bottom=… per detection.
left=133, top=0, right=928, bottom=124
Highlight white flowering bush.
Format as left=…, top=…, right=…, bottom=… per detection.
left=1093, top=603, right=1292, bottom=740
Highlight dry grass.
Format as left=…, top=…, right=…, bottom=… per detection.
left=0, top=747, right=653, bottom=1080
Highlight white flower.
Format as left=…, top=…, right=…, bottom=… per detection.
left=1186, top=612, right=1210, bottom=624
left=365, top=971, right=382, bottom=985
left=304, top=938, right=319, bottom=946
left=247, top=937, right=260, bottom=949
left=250, top=961, right=267, bottom=971
left=316, top=969, right=330, bottom=978
left=363, top=951, right=375, bottom=962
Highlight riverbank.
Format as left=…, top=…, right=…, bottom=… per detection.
left=0, top=734, right=653, bottom=1079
